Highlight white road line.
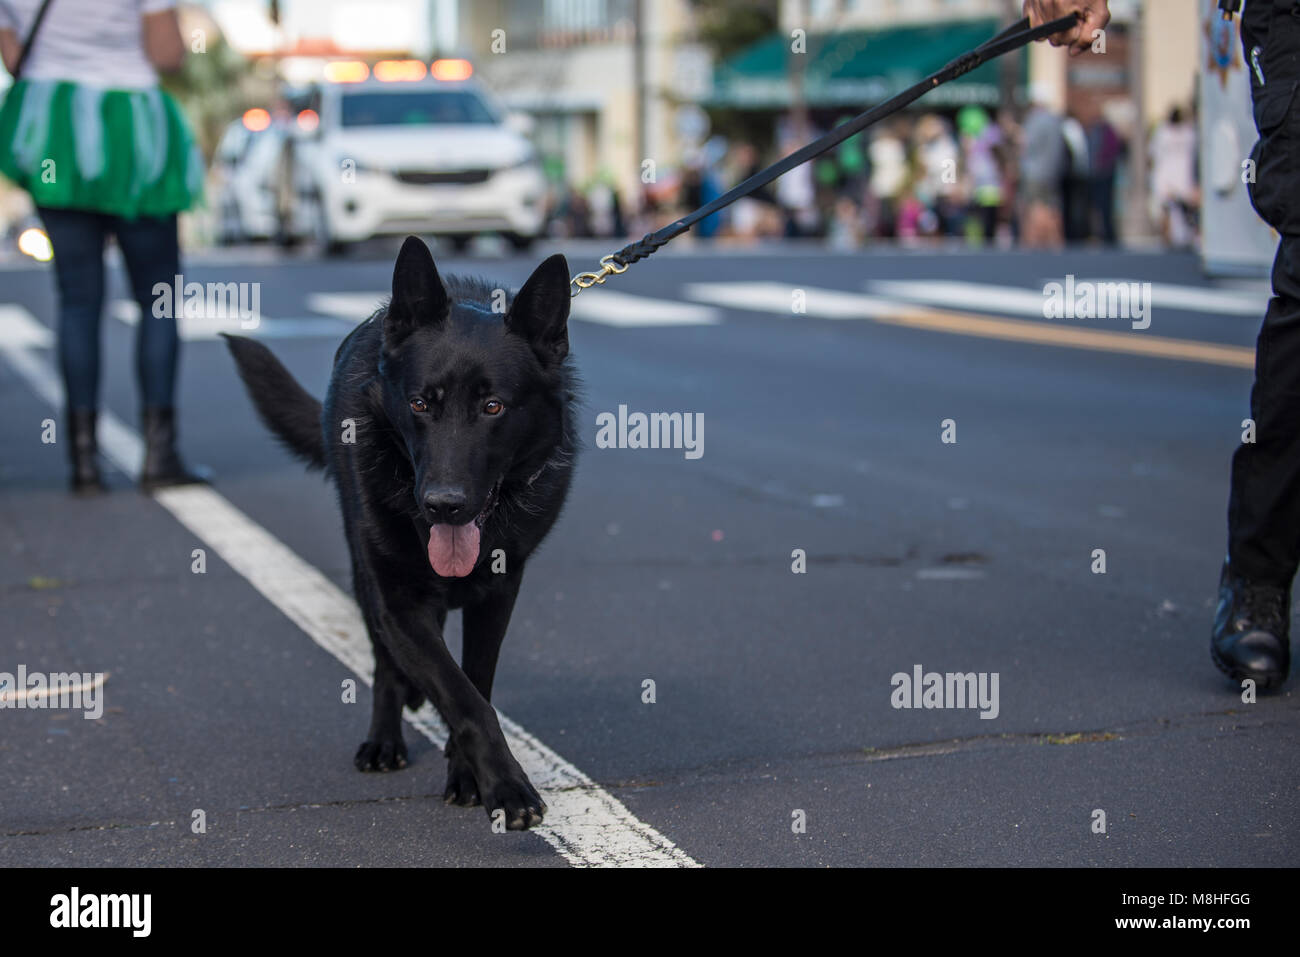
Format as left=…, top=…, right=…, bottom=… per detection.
left=306, top=292, right=384, bottom=323
left=112, top=300, right=349, bottom=340
left=686, top=281, right=895, bottom=320
left=108, top=300, right=139, bottom=324
left=0, top=305, right=55, bottom=348
left=683, top=281, right=1255, bottom=368
left=308, top=289, right=721, bottom=328
left=0, top=305, right=698, bottom=868
left=867, top=278, right=1267, bottom=318
left=1090, top=279, right=1268, bottom=316
left=568, top=290, right=720, bottom=327
left=250, top=320, right=358, bottom=339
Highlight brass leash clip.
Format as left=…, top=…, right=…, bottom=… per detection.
left=570, top=254, right=629, bottom=297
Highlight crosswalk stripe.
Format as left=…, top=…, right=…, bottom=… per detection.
left=868, top=278, right=1267, bottom=318
left=306, top=292, right=384, bottom=322
left=568, top=290, right=720, bottom=327
left=308, top=290, right=721, bottom=327
left=683, top=282, right=1255, bottom=369
left=0, top=305, right=54, bottom=349
left=111, top=300, right=350, bottom=340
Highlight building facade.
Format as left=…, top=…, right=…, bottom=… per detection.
left=454, top=0, right=707, bottom=214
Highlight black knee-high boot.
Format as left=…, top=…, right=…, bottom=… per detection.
left=68, top=408, right=106, bottom=495
left=139, top=406, right=207, bottom=491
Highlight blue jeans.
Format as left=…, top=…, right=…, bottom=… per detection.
left=37, top=206, right=181, bottom=411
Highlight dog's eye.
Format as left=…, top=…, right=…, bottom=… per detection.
left=410, top=397, right=427, bottom=413
left=483, top=399, right=504, bottom=416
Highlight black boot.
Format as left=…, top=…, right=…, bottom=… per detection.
left=139, top=406, right=207, bottom=492
left=1211, top=559, right=1291, bottom=691
left=68, top=408, right=106, bottom=495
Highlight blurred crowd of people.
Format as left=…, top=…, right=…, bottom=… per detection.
left=545, top=95, right=1201, bottom=254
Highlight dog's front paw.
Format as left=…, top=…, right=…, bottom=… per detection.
left=354, top=736, right=409, bottom=772
left=481, top=771, right=547, bottom=831
left=443, top=751, right=481, bottom=806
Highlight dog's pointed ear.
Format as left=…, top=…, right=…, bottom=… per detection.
left=506, top=254, right=570, bottom=364
left=386, top=236, right=448, bottom=342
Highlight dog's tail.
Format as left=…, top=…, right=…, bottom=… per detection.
left=221, top=334, right=326, bottom=471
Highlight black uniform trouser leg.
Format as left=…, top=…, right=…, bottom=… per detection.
left=1228, top=235, right=1300, bottom=587
left=1227, top=0, right=1300, bottom=587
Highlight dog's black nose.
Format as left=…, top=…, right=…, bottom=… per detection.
left=423, top=487, right=468, bottom=523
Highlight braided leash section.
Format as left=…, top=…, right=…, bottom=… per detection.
left=569, top=223, right=686, bottom=292
left=612, top=223, right=687, bottom=266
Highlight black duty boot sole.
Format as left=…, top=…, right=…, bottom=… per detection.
left=1210, top=559, right=1291, bottom=691
left=1209, top=639, right=1286, bottom=691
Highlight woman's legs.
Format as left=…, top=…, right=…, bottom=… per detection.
left=38, top=206, right=109, bottom=493
left=110, top=212, right=204, bottom=489
left=38, top=206, right=108, bottom=411
left=111, top=212, right=181, bottom=409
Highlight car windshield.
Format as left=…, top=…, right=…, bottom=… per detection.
left=339, top=90, right=497, bottom=127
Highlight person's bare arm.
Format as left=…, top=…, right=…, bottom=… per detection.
left=142, top=8, right=185, bottom=73
left=1023, top=0, right=1111, bottom=57
left=0, top=28, right=21, bottom=75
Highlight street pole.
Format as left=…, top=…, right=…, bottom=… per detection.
left=1127, top=2, right=1150, bottom=241
left=633, top=0, right=647, bottom=178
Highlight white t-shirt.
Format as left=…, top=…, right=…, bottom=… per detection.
left=0, top=0, right=175, bottom=89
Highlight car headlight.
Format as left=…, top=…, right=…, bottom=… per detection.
left=501, top=147, right=539, bottom=172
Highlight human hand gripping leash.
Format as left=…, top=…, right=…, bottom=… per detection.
left=1217, top=0, right=1243, bottom=22
left=569, top=12, right=1082, bottom=297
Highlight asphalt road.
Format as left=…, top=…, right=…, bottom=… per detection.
left=1, top=238, right=1296, bottom=867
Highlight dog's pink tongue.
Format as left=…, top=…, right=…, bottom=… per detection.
left=427, top=523, right=481, bottom=578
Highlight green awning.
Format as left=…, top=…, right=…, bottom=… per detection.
left=708, top=18, right=1024, bottom=109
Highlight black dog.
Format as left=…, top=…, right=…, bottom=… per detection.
left=224, top=236, right=576, bottom=830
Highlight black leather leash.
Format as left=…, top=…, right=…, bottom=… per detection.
left=570, top=12, right=1081, bottom=295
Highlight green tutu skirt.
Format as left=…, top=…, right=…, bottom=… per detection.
left=0, top=79, right=204, bottom=219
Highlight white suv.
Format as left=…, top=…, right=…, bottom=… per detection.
left=291, top=63, right=546, bottom=252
